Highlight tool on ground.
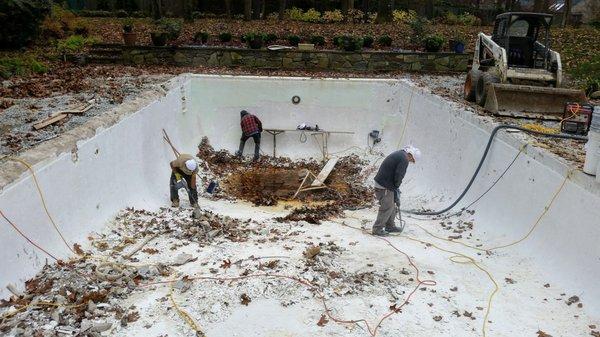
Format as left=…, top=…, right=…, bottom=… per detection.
left=560, top=102, right=594, bottom=135
left=464, top=12, right=586, bottom=119
left=292, top=158, right=338, bottom=199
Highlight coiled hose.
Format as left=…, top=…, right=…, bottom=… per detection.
left=402, top=124, right=588, bottom=216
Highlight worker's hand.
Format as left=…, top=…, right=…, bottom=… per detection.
left=394, top=189, right=400, bottom=206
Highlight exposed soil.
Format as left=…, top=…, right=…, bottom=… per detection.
left=196, top=137, right=373, bottom=223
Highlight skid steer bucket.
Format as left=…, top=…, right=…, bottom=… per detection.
left=484, top=84, right=587, bottom=120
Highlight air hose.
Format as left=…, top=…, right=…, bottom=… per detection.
left=402, top=124, right=588, bottom=216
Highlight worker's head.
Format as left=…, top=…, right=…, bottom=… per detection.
left=185, top=159, right=197, bottom=172
left=240, top=110, right=249, bottom=118
left=403, top=146, right=421, bottom=163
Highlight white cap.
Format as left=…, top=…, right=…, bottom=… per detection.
left=185, top=159, right=197, bottom=172
left=403, top=145, right=421, bottom=161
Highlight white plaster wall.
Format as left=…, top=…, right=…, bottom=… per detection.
left=1, top=74, right=598, bottom=319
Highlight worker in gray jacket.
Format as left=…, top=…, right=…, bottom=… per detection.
left=372, top=146, right=421, bottom=236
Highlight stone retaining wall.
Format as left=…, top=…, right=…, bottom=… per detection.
left=91, top=44, right=469, bottom=73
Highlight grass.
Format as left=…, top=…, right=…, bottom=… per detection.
left=0, top=56, right=48, bottom=79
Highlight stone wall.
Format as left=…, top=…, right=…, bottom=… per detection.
left=90, top=44, right=470, bottom=72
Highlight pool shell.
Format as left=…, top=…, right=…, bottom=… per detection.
left=0, top=74, right=598, bottom=323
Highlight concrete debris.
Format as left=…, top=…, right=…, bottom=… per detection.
left=172, top=253, right=197, bottom=266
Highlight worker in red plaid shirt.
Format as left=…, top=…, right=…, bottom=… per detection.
left=236, top=110, right=263, bottom=161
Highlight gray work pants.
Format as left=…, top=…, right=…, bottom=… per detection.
left=373, top=188, right=397, bottom=231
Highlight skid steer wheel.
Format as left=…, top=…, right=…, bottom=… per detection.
left=463, top=69, right=481, bottom=102
left=475, top=72, right=500, bottom=107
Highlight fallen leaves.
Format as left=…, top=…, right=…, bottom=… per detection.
left=536, top=330, right=553, bottom=337
left=142, top=248, right=159, bottom=255
left=73, top=243, right=84, bottom=255
left=317, top=314, right=329, bottom=326
left=433, top=315, right=442, bottom=321
left=566, top=295, right=580, bottom=306
left=303, top=246, right=321, bottom=260
left=504, top=277, right=516, bottom=284
left=240, top=293, right=251, bottom=306
left=220, top=259, right=232, bottom=269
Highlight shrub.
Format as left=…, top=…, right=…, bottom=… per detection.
left=194, top=31, right=209, bottom=44
left=378, top=35, right=392, bottom=47
left=339, top=36, right=363, bottom=52
left=78, top=10, right=113, bottom=17
left=57, top=35, right=97, bottom=54
left=287, top=35, right=301, bottom=46
left=322, top=10, right=344, bottom=23
left=0, top=0, right=51, bottom=48
left=423, top=34, right=445, bottom=52
left=366, top=12, right=377, bottom=23
left=392, top=10, right=417, bottom=24
left=122, top=18, right=134, bottom=32
left=333, top=36, right=342, bottom=47
left=347, top=9, right=366, bottom=23
left=570, top=55, right=600, bottom=96
left=266, top=12, right=279, bottom=21
left=303, top=8, right=321, bottom=23
left=409, top=16, right=430, bottom=45
left=0, top=56, right=48, bottom=79
left=443, top=12, right=481, bottom=26
left=41, top=4, right=77, bottom=39
left=218, top=32, right=232, bottom=42
left=243, top=32, right=265, bottom=49
left=155, top=18, right=182, bottom=41
left=363, top=36, right=374, bottom=48
left=72, top=20, right=89, bottom=37
left=264, top=33, right=278, bottom=44
left=310, top=35, right=325, bottom=46
left=286, top=7, right=304, bottom=21
left=115, top=9, right=128, bottom=18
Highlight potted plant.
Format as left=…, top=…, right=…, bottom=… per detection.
left=122, top=18, right=137, bottom=46
left=243, top=32, right=264, bottom=49
left=449, top=34, right=466, bottom=53
left=363, top=36, right=374, bottom=48
left=423, top=34, right=445, bottom=52
left=287, top=35, right=301, bottom=47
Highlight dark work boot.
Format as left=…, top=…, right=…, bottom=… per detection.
left=385, top=225, right=403, bottom=233
left=372, top=228, right=389, bottom=236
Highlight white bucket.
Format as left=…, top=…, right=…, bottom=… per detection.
left=583, top=131, right=600, bottom=175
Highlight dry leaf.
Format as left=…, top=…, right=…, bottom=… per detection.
left=73, top=243, right=84, bottom=255
left=240, top=293, right=251, bottom=306
left=536, top=330, right=553, bottom=337
left=317, top=314, right=329, bottom=327
left=433, top=315, right=442, bottom=321
left=142, top=248, right=158, bottom=254
left=221, top=259, right=232, bottom=269
left=303, top=246, right=321, bottom=259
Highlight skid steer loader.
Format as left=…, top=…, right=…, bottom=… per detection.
left=463, top=12, right=586, bottom=119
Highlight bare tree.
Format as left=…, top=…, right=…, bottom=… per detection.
left=252, top=0, right=261, bottom=19
left=225, top=0, right=231, bottom=19
left=562, top=0, right=572, bottom=26
left=279, top=0, right=287, bottom=20
left=375, top=0, right=394, bottom=23
left=244, top=0, right=252, bottom=21
left=151, top=0, right=162, bottom=19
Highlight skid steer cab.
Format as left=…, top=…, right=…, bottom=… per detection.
left=464, top=12, right=586, bottom=119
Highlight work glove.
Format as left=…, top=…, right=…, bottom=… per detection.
left=393, top=189, right=400, bottom=207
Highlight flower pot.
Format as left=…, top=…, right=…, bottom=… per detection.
left=123, top=32, right=137, bottom=46
left=453, top=41, right=465, bottom=54
left=150, top=32, right=167, bottom=47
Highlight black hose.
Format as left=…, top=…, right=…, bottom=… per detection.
left=402, top=124, right=587, bottom=216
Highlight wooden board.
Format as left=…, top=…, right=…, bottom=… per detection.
left=311, top=157, right=338, bottom=187
left=33, top=114, right=68, bottom=130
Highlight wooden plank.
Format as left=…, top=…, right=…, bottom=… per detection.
left=311, top=157, right=338, bottom=187
left=33, top=114, right=68, bottom=130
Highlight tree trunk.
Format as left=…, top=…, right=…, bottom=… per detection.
left=279, top=0, right=286, bottom=20
left=342, top=0, right=349, bottom=14
left=562, top=0, right=571, bottom=27
left=361, top=0, right=370, bottom=12
left=261, top=0, right=266, bottom=19
left=225, top=0, right=231, bottom=18
left=252, top=0, right=261, bottom=19
left=151, top=0, right=162, bottom=19
left=182, top=0, right=194, bottom=21
left=533, top=0, right=544, bottom=12
left=244, top=0, right=252, bottom=20
left=349, top=0, right=354, bottom=10
left=375, top=0, right=394, bottom=23
left=425, top=0, right=434, bottom=18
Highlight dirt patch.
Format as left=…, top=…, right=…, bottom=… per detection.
left=196, top=137, right=373, bottom=222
